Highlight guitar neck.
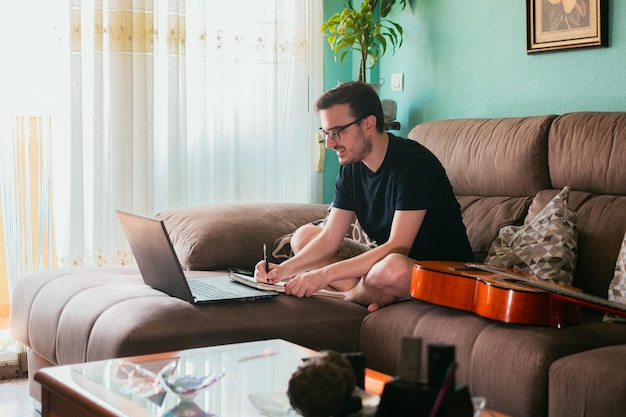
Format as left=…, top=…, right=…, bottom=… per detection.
left=467, top=263, right=626, bottom=317
left=517, top=279, right=626, bottom=316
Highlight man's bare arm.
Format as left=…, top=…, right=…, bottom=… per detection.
left=317, top=209, right=425, bottom=282
left=283, top=209, right=426, bottom=297
left=258, top=207, right=354, bottom=283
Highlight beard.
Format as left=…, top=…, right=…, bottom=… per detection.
left=335, top=128, right=373, bottom=165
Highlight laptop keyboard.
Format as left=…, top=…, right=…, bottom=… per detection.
left=188, top=279, right=237, bottom=298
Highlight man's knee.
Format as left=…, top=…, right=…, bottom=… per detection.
left=371, top=253, right=407, bottom=275
left=366, top=253, right=413, bottom=289
left=290, top=224, right=322, bottom=254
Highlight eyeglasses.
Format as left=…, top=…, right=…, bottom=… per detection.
left=318, top=117, right=365, bottom=142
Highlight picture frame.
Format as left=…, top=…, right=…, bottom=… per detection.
left=526, top=0, right=608, bottom=53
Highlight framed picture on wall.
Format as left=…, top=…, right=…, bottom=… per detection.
left=526, top=0, right=608, bottom=53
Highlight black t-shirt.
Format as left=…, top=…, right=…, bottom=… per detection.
left=333, top=134, right=473, bottom=261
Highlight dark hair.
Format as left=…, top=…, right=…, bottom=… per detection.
left=314, top=81, right=385, bottom=133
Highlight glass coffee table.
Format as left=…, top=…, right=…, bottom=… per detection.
left=35, top=338, right=508, bottom=417
left=35, top=339, right=389, bottom=417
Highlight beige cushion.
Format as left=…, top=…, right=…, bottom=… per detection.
left=271, top=218, right=326, bottom=262
left=603, top=232, right=626, bottom=323
left=272, top=210, right=375, bottom=263
left=484, top=186, right=577, bottom=285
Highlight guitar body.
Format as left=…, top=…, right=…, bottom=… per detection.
left=411, top=261, right=581, bottom=327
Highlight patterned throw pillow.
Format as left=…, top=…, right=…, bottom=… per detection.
left=484, top=186, right=577, bottom=285
left=603, top=232, right=626, bottom=323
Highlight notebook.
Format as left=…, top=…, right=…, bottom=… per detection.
left=228, top=270, right=346, bottom=299
left=116, top=210, right=279, bottom=304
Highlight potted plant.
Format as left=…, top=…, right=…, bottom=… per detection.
left=320, top=0, right=407, bottom=83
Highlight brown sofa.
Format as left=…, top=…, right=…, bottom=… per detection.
left=11, top=112, right=626, bottom=417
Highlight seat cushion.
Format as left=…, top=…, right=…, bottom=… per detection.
left=359, top=300, right=626, bottom=417
left=549, top=345, right=626, bottom=417
left=11, top=266, right=368, bottom=367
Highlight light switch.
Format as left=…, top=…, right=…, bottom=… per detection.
left=391, top=73, right=404, bottom=92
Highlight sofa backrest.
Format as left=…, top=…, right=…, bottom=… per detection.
left=548, top=112, right=626, bottom=196
left=408, top=116, right=555, bottom=197
left=408, top=112, right=626, bottom=298
left=408, top=115, right=556, bottom=261
left=541, top=112, right=626, bottom=297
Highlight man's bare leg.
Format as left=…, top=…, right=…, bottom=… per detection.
left=290, top=224, right=361, bottom=291
left=345, top=253, right=414, bottom=312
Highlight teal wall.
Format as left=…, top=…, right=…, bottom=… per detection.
left=322, top=0, right=626, bottom=203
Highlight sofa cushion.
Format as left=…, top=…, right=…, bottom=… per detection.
left=604, top=232, right=626, bottom=323
left=548, top=112, right=626, bottom=195
left=457, top=196, right=532, bottom=262
left=484, top=186, right=577, bottom=285
left=528, top=190, right=626, bottom=297
left=12, top=266, right=368, bottom=368
left=156, top=203, right=329, bottom=270
left=360, top=300, right=626, bottom=417
left=549, top=345, right=626, bottom=417
left=408, top=115, right=555, bottom=197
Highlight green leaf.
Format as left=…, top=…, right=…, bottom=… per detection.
left=320, top=0, right=406, bottom=74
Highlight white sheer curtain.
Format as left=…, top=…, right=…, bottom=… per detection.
left=0, top=0, right=323, bottom=368
left=0, top=1, right=69, bottom=369
left=53, top=0, right=324, bottom=267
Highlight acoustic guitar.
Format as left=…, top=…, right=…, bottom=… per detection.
left=411, top=261, right=626, bottom=328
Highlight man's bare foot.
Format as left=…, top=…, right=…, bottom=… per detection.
left=367, top=302, right=382, bottom=312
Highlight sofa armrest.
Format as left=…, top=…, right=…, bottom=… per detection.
left=156, top=203, right=329, bottom=270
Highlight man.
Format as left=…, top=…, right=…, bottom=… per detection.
left=255, top=81, right=472, bottom=312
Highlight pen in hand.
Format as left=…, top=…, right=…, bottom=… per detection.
left=263, top=243, right=270, bottom=273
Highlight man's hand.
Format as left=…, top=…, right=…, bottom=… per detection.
left=254, top=259, right=281, bottom=284
left=255, top=260, right=327, bottom=297
left=284, top=272, right=328, bottom=297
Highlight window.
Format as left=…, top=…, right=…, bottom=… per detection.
left=0, top=0, right=323, bottom=368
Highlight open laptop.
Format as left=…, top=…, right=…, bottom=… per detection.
left=116, top=210, right=278, bottom=304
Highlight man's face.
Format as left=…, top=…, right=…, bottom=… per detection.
left=319, top=104, right=372, bottom=165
